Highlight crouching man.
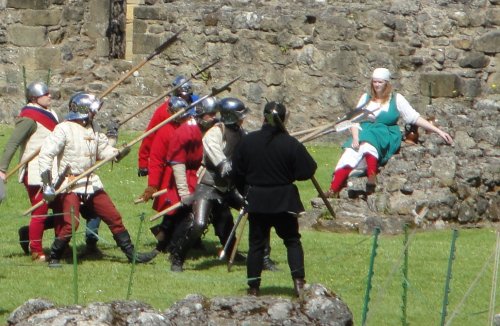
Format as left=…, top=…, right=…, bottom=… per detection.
left=38, top=92, right=157, bottom=267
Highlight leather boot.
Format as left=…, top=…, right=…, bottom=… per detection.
left=262, top=244, right=278, bottom=271
left=169, top=252, right=184, bottom=272
left=293, top=278, right=306, bottom=297
left=18, top=225, right=30, bottom=255
left=247, top=287, right=260, bottom=296
left=113, top=230, right=157, bottom=263
left=48, top=238, right=69, bottom=268
left=80, top=238, right=102, bottom=258
left=366, top=174, right=377, bottom=195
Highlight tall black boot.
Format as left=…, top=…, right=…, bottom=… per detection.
left=48, top=238, right=69, bottom=268
left=113, top=230, right=157, bottom=263
left=18, top=225, right=30, bottom=255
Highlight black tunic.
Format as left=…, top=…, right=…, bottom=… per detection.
left=232, top=124, right=317, bottom=214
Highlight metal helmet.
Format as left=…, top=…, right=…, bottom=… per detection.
left=66, top=92, right=102, bottom=121
left=194, top=96, right=218, bottom=130
left=194, top=96, right=218, bottom=116
left=26, top=81, right=49, bottom=101
left=168, top=96, right=190, bottom=121
left=172, top=75, right=193, bottom=98
left=219, top=98, right=248, bottom=125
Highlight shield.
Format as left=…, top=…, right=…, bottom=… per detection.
left=0, top=178, right=5, bottom=202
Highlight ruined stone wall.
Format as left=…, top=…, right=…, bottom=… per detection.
left=0, top=0, right=498, bottom=130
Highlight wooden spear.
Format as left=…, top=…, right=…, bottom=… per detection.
left=117, top=58, right=221, bottom=127
left=99, top=27, right=185, bottom=99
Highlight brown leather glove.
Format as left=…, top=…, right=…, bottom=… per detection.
left=141, top=186, right=158, bottom=202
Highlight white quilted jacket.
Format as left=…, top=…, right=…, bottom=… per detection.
left=39, top=121, right=119, bottom=194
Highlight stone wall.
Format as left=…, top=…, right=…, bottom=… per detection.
left=0, top=0, right=498, bottom=129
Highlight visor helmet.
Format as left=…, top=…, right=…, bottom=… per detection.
left=172, top=75, right=193, bottom=98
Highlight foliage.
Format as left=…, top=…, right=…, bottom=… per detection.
left=0, top=126, right=498, bottom=325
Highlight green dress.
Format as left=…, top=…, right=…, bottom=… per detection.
left=342, top=93, right=401, bottom=166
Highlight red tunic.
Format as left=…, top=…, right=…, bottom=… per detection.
left=138, top=101, right=171, bottom=170
left=148, top=121, right=178, bottom=211
left=153, top=118, right=202, bottom=214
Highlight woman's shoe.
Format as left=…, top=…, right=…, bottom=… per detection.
left=31, top=252, right=46, bottom=262
left=324, top=190, right=339, bottom=198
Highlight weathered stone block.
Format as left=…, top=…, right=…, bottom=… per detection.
left=486, top=8, right=500, bottom=26
left=475, top=30, right=500, bottom=53
left=134, top=6, right=172, bottom=21
left=96, top=37, right=110, bottom=57
left=420, top=73, right=459, bottom=98
left=62, top=6, right=84, bottom=23
left=7, top=24, right=46, bottom=47
left=459, top=78, right=482, bottom=98
left=21, top=9, right=62, bottom=26
left=19, top=47, right=61, bottom=70
left=459, top=52, right=490, bottom=68
left=85, top=0, right=110, bottom=38
left=7, top=0, right=49, bottom=9
left=132, top=33, right=163, bottom=55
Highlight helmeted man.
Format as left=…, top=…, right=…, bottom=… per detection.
left=185, top=98, right=248, bottom=260
left=232, top=101, right=317, bottom=297
left=140, top=96, right=203, bottom=272
left=140, top=96, right=184, bottom=253
left=38, top=92, right=157, bottom=267
left=0, top=81, right=59, bottom=262
left=137, top=75, right=199, bottom=177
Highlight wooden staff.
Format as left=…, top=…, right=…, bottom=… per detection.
left=227, top=213, right=248, bottom=272
left=149, top=202, right=182, bottom=222
left=5, top=149, right=40, bottom=181
left=99, top=27, right=185, bottom=99
left=24, top=77, right=241, bottom=216
left=134, top=188, right=167, bottom=204
left=290, top=123, right=331, bottom=137
left=117, top=58, right=221, bottom=127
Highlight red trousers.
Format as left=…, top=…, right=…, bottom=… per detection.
left=23, top=174, right=52, bottom=255
left=55, top=190, right=126, bottom=241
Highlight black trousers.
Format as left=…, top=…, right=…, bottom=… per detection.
left=247, top=212, right=304, bottom=289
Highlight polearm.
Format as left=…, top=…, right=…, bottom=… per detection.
left=272, top=110, right=337, bottom=219
left=99, top=27, right=185, bottom=99
left=24, top=77, right=241, bottom=216
left=117, top=58, right=221, bottom=127
left=227, top=213, right=248, bottom=272
left=6, top=31, right=184, bottom=182
left=218, top=206, right=247, bottom=261
left=133, top=188, right=167, bottom=204
left=5, top=149, right=40, bottom=181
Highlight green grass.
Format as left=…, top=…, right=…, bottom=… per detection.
left=0, top=125, right=499, bottom=325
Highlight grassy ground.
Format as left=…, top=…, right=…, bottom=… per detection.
left=0, top=125, right=498, bottom=325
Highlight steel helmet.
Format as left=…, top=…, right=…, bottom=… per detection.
left=168, top=96, right=190, bottom=121
left=26, top=81, right=49, bottom=101
left=66, top=92, right=102, bottom=121
left=194, top=96, right=218, bottom=116
left=172, top=75, right=193, bottom=98
left=219, top=98, right=248, bottom=125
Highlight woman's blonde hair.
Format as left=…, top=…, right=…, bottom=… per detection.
left=370, top=81, right=392, bottom=103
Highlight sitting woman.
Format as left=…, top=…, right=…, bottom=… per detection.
left=326, top=67, right=454, bottom=198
